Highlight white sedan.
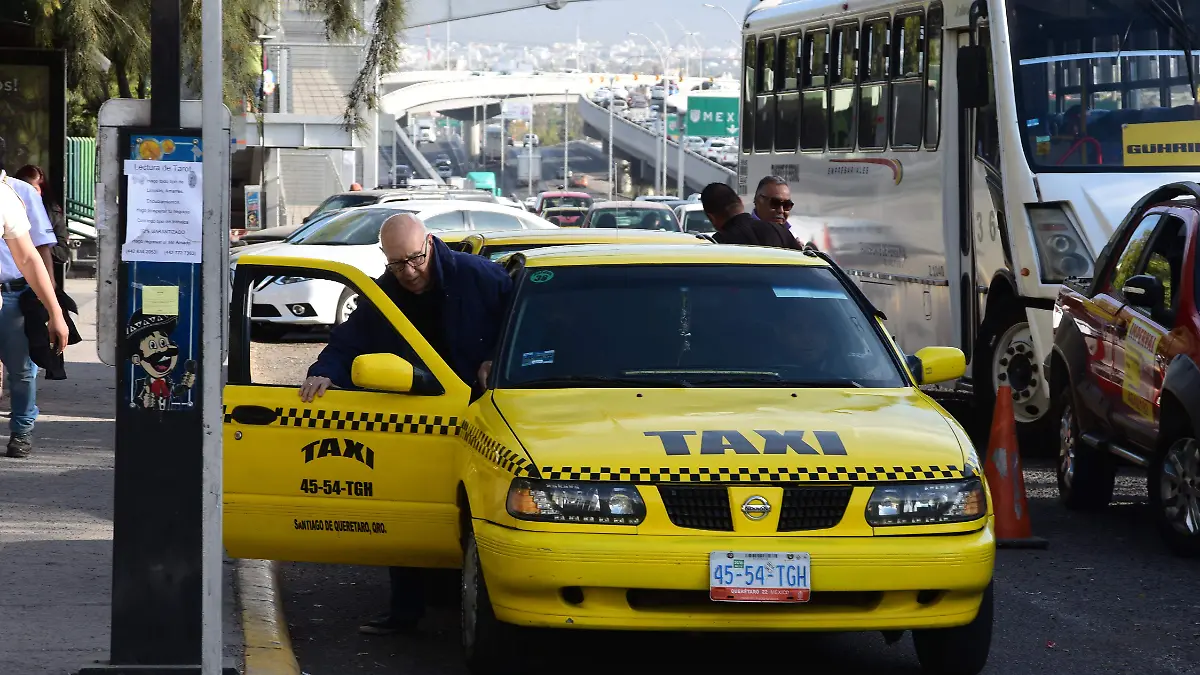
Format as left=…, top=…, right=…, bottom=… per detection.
left=231, top=200, right=555, bottom=333
left=673, top=202, right=715, bottom=235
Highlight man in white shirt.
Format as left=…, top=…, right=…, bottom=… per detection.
left=0, top=135, right=68, bottom=458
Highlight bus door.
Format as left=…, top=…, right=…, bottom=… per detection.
left=957, top=23, right=1008, bottom=373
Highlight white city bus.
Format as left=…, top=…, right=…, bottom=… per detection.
left=739, top=0, right=1200, bottom=440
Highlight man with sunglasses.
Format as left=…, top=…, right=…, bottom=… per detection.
left=297, top=213, right=512, bottom=636
left=700, top=182, right=800, bottom=250
left=751, top=175, right=795, bottom=231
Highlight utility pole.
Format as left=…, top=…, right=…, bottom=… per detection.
left=607, top=75, right=615, bottom=200
left=564, top=89, right=569, bottom=189
left=527, top=94, right=535, bottom=199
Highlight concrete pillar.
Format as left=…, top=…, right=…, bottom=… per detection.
left=468, top=117, right=483, bottom=168
left=362, top=109, right=379, bottom=190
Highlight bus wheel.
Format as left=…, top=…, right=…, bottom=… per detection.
left=977, top=309, right=1054, bottom=453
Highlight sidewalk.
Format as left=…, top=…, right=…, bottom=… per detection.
left=0, top=278, right=244, bottom=674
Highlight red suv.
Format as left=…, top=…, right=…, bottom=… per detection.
left=1050, top=182, right=1200, bottom=556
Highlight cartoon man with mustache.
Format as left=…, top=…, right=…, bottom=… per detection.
left=125, top=311, right=196, bottom=410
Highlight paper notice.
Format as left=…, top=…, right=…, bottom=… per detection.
left=142, top=286, right=179, bottom=316
left=121, top=160, right=203, bottom=264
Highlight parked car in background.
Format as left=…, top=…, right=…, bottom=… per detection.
left=674, top=202, right=715, bottom=234
left=541, top=206, right=588, bottom=227
left=535, top=190, right=593, bottom=215
left=1050, top=183, right=1200, bottom=557
left=581, top=201, right=682, bottom=231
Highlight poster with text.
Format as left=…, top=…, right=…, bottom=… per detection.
left=0, top=65, right=51, bottom=171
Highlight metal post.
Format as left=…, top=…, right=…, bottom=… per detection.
left=527, top=94, right=534, bottom=199
left=199, top=0, right=225, bottom=670
left=258, top=36, right=267, bottom=219
left=150, top=0, right=181, bottom=129
left=677, top=122, right=685, bottom=198
left=607, top=76, right=614, bottom=200
left=563, top=89, right=569, bottom=189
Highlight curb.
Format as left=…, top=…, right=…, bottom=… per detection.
left=236, top=559, right=301, bottom=675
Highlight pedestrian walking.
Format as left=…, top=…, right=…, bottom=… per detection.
left=0, top=138, right=67, bottom=458
left=13, top=165, right=70, bottom=289
left=700, top=182, right=800, bottom=249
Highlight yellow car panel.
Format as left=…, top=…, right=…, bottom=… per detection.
left=223, top=246, right=994, bottom=654
left=460, top=228, right=712, bottom=259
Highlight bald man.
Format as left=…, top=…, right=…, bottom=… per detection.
left=301, top=213, right=512, bottom=401
left=300, top=213, right=512, bottom=636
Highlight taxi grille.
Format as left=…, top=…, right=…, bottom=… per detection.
left=777, top=486, right=853, bottom=531
left=658, top=486, right=733, bottom=531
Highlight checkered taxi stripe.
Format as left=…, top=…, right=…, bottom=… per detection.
left=221, top=406, right=461, bottom=436
left=537, top=465, right=965, bottom=484
left=461, top=421, right=537, bottom=478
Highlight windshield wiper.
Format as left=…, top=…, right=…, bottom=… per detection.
left=518, top=375, right=691, bottom=388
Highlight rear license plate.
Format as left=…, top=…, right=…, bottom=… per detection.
left=709, top=551, right=811, bottom=603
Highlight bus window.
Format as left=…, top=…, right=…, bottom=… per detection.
left=801, top=29, right=830, bottom=151
left=924, top=3, right=943, bottom=150
left=975, top=30, right=1001, bottom=168
left=830, top=22, right=859, bottom=151
left=756, top=35, right=778, bottom=153
left=742, top=36, right=757, bottom=154
left=891, top=11, right=925, bottom=149
left=776, top=32, right=802, bottom=153
left=859, top=18, right=890, bottom=150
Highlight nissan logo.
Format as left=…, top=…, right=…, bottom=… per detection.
left=741, top=495, right=772, bottom=520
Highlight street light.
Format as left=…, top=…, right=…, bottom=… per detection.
left=703, top=3, right=742, bottom=30
left=629, top=31, right=670, bottom=196
left=257, top=32, right=275, bottom=228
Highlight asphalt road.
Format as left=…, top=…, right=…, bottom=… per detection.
left=250, top=339, right=1200, bottom=675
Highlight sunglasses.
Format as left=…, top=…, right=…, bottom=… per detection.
left=758, top=196, right=795, bottom=211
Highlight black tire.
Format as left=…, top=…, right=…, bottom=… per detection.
left=974, top=306, right=1056, bottom=456
left=1053, top=383, right=1115, bottom=510
left=1148, top=430, right=1200, bottom=558
left=335, top=287, right=359, bottom=326
left=250, top=322, right=288, bottom=342
left=461, top=530, right=517, bottom=675
left=913, top=582, right=994, bottom=675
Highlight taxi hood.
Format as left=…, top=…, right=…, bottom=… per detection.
left=492, top=388, right=971, bottom=481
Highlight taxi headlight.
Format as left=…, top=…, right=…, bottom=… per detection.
left=506, top=478, right=646, bottom=525
left=865, top=479, right=986, bottom=526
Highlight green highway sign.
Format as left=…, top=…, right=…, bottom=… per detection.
left=685, top=95, right=739, bottom=138
left=667, top=113, right=680, bottom=139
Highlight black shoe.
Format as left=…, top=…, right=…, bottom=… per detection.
left=358, top=612, right=419, bottom=635
left=6, top=434, right=31, bottom=458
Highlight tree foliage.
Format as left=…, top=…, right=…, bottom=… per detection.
left=9, top=0, right=405, bottom=135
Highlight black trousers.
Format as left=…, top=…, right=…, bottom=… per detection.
left=388, top=566, right=427, bottom=620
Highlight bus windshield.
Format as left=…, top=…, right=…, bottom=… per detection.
left=1011, top=0, right=1200, bottom=171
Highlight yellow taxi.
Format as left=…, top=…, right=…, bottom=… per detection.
left=450, top=227, right=714, bottom=260
left=223, top=244, right=994, bottom=675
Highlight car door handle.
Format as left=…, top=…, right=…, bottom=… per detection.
left=229, top=405, right=280, bottom=426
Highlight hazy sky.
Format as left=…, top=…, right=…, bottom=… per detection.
left=402, top=0, right=746, bottom=48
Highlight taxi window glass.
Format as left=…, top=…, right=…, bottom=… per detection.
left=498, top=265, right=904, bottom=388
left=246, top=276, right=434, bottom=390
left=293, top=209, right=410, bottom=246
left=482, top=244, right=554, bottom=261
left=589, top=208, right=680, bottom=231
left=542, top=196, right=592, bottom=209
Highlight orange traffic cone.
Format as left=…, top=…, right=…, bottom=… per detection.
left=983, top=384, right=1048, bottom=549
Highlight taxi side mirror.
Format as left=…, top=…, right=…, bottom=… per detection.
left=352, top=353, right=415, bottom=394
left=910, top=347, right=967, bottom=385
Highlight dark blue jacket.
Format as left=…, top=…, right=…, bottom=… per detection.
left=307, top=236, right=513, bottom=391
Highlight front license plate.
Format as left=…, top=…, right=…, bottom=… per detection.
left=709, top=551, right=811, bottom=603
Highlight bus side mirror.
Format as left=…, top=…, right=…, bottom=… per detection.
left=957, top=45, right=990, bottom=109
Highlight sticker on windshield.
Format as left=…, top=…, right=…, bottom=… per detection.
left=772, top=286, right=847, bottom=299
left=522, top=350, right=555, bottom=366
left=529, top=270, right=555, bottom=283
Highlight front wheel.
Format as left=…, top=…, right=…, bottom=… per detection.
left=461, top=531, right=516, bottom=675
left=1149, top=432, right=1200, bottom=557
left=912, top=582, right=994, bottom=675
left=976, top=308, right=1054, bottom=454
left=1054, top=384, right=1115, bottom=509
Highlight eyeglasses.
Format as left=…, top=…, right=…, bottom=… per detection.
left=757, top=196, right=795, bottom=211
left=383, top=238, right=429, bottom=272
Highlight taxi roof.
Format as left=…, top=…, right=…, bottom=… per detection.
left=465, top=229, right=709, bottom=245
left=516, top=244, right=830, bottom=267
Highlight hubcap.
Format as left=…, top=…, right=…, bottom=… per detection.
left=992, top=322, right=1049, bottom=424
left=1059, top=402, right=1076, bottom=491
left=1159, top=438, right=1200, bottom=537
left=339, top=294, right=358, bottom=323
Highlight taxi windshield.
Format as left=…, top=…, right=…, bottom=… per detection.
left=498, top=264, right=905, bottom=388
left=542, top=196, right=592, bottom=209
left=589, top=208, right=681, bottom=231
